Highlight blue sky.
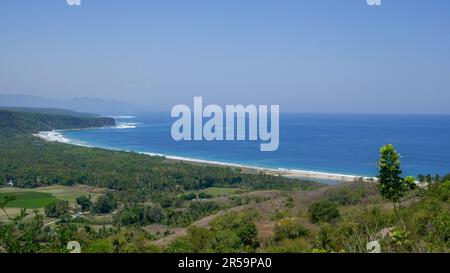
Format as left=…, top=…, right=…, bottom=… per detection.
left=1, top=0, right=449, bottom=113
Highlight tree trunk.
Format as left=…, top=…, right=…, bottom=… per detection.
left=393, top=202, right=406, bottom=230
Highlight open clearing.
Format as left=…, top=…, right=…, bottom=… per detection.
left=0, top=185, right=104, bottom=203
left=200, top=187, right=243, bottom=197
left=0, top=185, right=106, bottom=221
left=0, top=192, right=57, bottom=209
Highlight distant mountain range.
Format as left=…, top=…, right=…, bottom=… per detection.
left=0, top=107, right=97, bottom=117
left=0, top=94, right=144, bottom=115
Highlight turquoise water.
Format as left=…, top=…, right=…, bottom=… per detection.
left=62, top=113, right=450, bottom=177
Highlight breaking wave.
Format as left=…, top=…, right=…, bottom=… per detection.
left=113, top=122, right=142, bottom=129
left=33, top=131, right=70, bottom=143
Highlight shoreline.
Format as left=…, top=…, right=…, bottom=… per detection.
left=33, top=130, right=378, bottom=184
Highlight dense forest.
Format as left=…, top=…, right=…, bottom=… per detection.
left=0, top=136, right=317, bottom=191
left=0, top=109, right=115, bottom=137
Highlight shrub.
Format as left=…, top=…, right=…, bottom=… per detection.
left=237, top=222, right=259, bottom=250
left=383, top=228, right=414, bottom=252
left=309, top=201, right=340, bottom=223
left=264, top=238, right=309, bottom=253
left=198, top=192, right=213, bottom=199
left=326, top=184, right=367, bottom=205
left=430, top=180, right=450, bottom=202
left=333, top=206, right=393, bottom=253
left=92, top=193, right=116, bottom=214
left=76, top=195, right=92, bottom=211
left=44, top=200, right=69, bottom=218
left=166, top=226, right=214, bottom=253
left=116, top=205, right=163, bottom=226
left=285, top=196, right=294, bottom=208
left=179, top=193, right=197, bottom=201
left=274, top=218, right=309, bottom=241
left=117, top=207, right=141, bottom=226
left=166, top=211, right=261, bottom=253
left=408, top=199, right=450, bottom=251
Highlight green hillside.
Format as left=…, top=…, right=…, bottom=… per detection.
left=0, top=109, right=115, bottom=136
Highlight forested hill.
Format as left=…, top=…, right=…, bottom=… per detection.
left=0, top=109, right=115, bottom=136
left=0, top=107, right=97, bottom=117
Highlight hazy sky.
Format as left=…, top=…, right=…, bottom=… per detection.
left=1, top=0, right=449, bottom=113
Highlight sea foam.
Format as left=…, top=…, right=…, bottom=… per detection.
left=109, top=115, right=136, bottom=119
left=33, top=131, right=70, bottom=143
left=113, top=122, right=142, bottom=129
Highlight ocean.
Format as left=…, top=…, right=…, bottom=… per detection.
left=59, top=113, right=450, bottom=178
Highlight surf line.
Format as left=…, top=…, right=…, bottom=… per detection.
left=171, top=97, right=279, bottom=152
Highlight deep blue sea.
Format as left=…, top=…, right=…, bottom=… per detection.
left=61, top=113, right=450, bottom=177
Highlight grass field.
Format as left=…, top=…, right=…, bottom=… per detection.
left=200, top=187, right=244, bottom=197
left=0, top=185, right=107, bottom=222
left=0, top=185, right=104, bottom=203
left=0, top=192, right=57, bottom=209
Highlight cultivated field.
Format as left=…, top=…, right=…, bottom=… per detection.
left=0, top=191, right=57, bottom=209
left=0, top=185, right=106, bottom=222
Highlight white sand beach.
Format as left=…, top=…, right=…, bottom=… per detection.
left=34, top=130, right=378, bottom=184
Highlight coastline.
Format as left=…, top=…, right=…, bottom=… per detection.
left=33, top=130, right=378, bottom=184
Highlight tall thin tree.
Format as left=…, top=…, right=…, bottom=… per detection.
left=377, top=144, right=414, bottom=228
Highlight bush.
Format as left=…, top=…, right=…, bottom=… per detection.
left=116, top=205, right=163, bottom=226
left=408, top=198, right=450, bottom=251
left=198, top=192, right=213, bottom=199
left=76, top=195, right=92, bottom=211
left=383, top=228, right=414, bottom=252
left=333, top=206, right=393, bottom=253
left=117, top=207, right=141, bottom=226
left=179, top=193, right=197, bottom=201
left=308, top=201, right=340, bottom=223
left=264, top=238, right=309, bottom=253
left=165, top=211, right=260, bottom=253
left=237, top=222, right=259, bottom=250
left=92, top=193, right=116, bottom=214
left=44, top=200, right=69, bottom=218
left=166, top=226, right=214, bottom=253
left=429, top=180, right=450, bottom=202
left=161, top=201, right=221, bottom=227
left=274, top=218, right=309, bottom=241
left=285, top=196, right=294, bottom=208
left=144, top=205, right=164, bottom=224
left=325, top=184, right=367, bottom=205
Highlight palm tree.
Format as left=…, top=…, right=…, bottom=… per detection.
left=433, top=174, right=441, bottom=183
left=417, top=174, right=425, bottom=183
left=425, top=174, right=433, bottom=184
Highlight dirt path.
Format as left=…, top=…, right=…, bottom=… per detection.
left=151, top=186, right=333, bottom=247
left=152, top=195, right=287, bottom=246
